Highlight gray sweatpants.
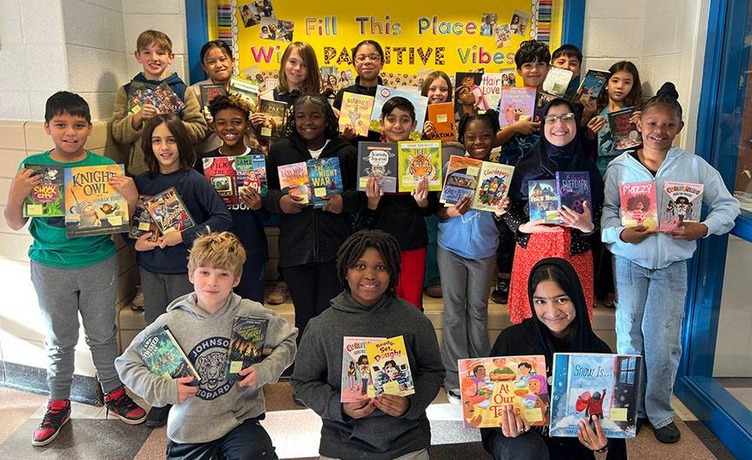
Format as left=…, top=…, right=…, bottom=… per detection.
left=139, top=267, right=194, bottom=326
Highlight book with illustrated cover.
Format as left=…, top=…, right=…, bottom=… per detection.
left=550, top=353, right=642, bottom=439
left=64, top=164, right=129, bottom=238
left=229, top=77, right=260, bottom=112
left=259, top=99, right=288, bottom=139
left=479, top=73, right=505, bottom=113
left=535, top=91, right=558, bottom=122
left=543, top=67, right=574, bottom=96
left=499, top=68, right=517, bottom=88
left=619, top=181, right=658, bottom=231
left=200, top=84, right=227, bottom=111
left=138, top=326, right=201, bottom=383
left=659, top=181, right=704, bottom=232
left=307, top=157, right=343, bottom=209
left=128, top=195, right=158, bottom=241
left=608, top=107, right=642, bottom=153
left=235, top=154, right=267, bottom=197
left=555, top=171, right=592, bottom=214
left=472, top=162, right=515, bottom=213
left=576, top=69, right=610, bottom=103
left=498, top=88, right=537, bottom=128
left=142, top=187, right=196, bottom=234
left=454, top=72, right=486, bottom=118
left=426, top=102, right=457, bottom=141
left=23, top=164, right=64, bottom=217
left=127, top=81, right=186, bottom=115
left=365, top=335, right=415, bottom=397
left=440, top=155, right=483, bottom=205
left=202, top=156, right=240, bottom=206
left=397, top=141, right=442, bottom=192
left=370, top=85, right=429, bottom=140
left=341, top=336, right=385, bottom=403
left=338, top=92, right=375, bottom=137
left=227, top=316, right=269, bottom=377
left=458, top=355, right=548, bottom=428
left=356, top=142, right=398, bottom=193
left=277, top=161, right=311, bottom=205
left=528, top=179, right=560, bottom=223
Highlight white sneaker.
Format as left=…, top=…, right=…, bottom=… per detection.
left=447, top=389, right=461, bottom=405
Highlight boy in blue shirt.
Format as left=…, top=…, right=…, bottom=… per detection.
left=4, top=91, right=147, bottom=446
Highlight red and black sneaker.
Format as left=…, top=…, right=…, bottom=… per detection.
left=32, top=399, right=71, bottom=447
left=104, top=386, right=147, bottom=425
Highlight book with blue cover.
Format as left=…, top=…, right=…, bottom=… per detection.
left=138, top=326, right=201, bottom=383
left=369, top=85, right=428, bottom=140
left=555, top=171, right=592, bottom=214
left=307, top=157, right=343, bottom=209
left=528, top=179, right=560, bottom=223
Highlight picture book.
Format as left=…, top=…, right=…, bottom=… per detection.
left=608, top=107, right=642, bottom=153
left=365, top=335, right=415, bottom=397
left=543, top=67, right=574, bottom=96
left=202, top=156, right=241, bottom=206
left=229, top=77, right=260, bottom=112
left=397, top=141, right=443, bottom=192
left=128, top=195, right=158, bottom=241
left=555, top=171, right=592, bottom=214
left=659, top=181, right=704, bottom=232
left=440, top=155, right=483, bottom=205
left=356, top=142, right=398, bottom=193
left=307, top=157, right=343, bottom=209
left=576, top=69, right=610, bottom=103
left=550, top=353, right=642, bottom=439
left=619, top=181, right=658, bottom=231
left=426, top=102, right=457, bottom=141
left=138, top=326, right=201, bottom=383
left=499, top=67, right=517, bottom=87
left=227, top=316, right=269, bottom=377
left=277, top=161, right=311, bottom=205
left=142, top=187, right=196, bottom=234
left=259, top=99, right=288, bottom=139
left=370, top=85, right=429, bottom=140
left=472, top=162, right=515, bottom=213
left=498, top=88, right=537, bottom=128
left=458, top=355, right=548, bottom=428
left=338, top=92, right=374, bottom=137
left=454, top=72, right=486, bottom=118
left=479, top=73, right=506, bottom=112
left=528, top=179, right=561, bottom=223
left=341, top=336, right=385, bottom=403
left=64, top=164, right=129, bottom=238
left=127, top=81, right=186, bottom=115
left=199, top=83, right=227, bottom=111
left=535, top=91, right=558, bottom=122
left=235, top=154, right=267, bottom=198
left=23, top=164, right=64, bottom=217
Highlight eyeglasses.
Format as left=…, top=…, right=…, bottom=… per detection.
left=543, top=112, right=576, bottom=124
left=354, top=54, right=382, bottom=63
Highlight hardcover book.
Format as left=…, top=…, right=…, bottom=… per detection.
left=608, top=107, right=642, bottom=153
left=528, top=179, right=561, bottom=223
left=458, top=355, right=548, bottom=428
left=138, top=326, right=201, bottom=383
left=472, top=162, right=515, bottom=213
left=277, top=161, right=311, bottom=205
left=550, top=353, right=642, bottom=439
left=555, top=171, right=592, bottom=214
left=498, top=88, right=537, bottom=128
left=397, top=141, right=443, bottom=192
left=426, top=102, right=457, bottom=141
left=619, top=181, right=658, bottom=231
left=229, top=77, right=260, bottom=112
left=202, top=156, right=241, bottom=206
left=479, top=73, right=506, bottom=113
left=227, top=316, right=269, bottom=376
left=142, top=187, right=196, bottom=234
left=356, top=142, right=398, bottom=193
left=535, top=91, right=558, bottom=122
left=127, top=81, right=186, bottom=115
left=128, top=195, right=158, bottom=241
left=200, top=84, right=227, bottom=111
left=454, top=72, right=486, bottom=118
left=338, top=92, right=375, bottom=137
left=543, top=67, right=574, bottom=96
left=259, top=99, right=288, bottom=139
left=307, top=157, right=343, bottom=209
left=341, top=336, right=385, bottom=403
left=64, top=164, right=129, bottom=238
left=365, top=335, right=415, bottom=397
left=576, top=69, right=610, bottom=103
left=235, top=154, right=267, bottom=197
left=440, top=155, right=483, bottom=205
left=370, top=85, right=429, bottom=140
left=23, top=164, right=64, bottom=217
left=659, top=181, right=704, bottom=232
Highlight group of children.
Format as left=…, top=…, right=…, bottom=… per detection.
left=4, top=25, right=740, bottom=459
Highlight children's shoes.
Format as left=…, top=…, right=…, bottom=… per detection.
left=32, top=398, right=71, bottom=447
left=104, top=386, right=147, bottom=425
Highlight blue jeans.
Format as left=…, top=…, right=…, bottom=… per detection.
left=166, top=417, right=277, bottom=459
left=613, top=256, right=687, bottom=429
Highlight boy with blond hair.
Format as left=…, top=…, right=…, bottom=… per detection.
left=112, top=29, right=207, bottom=176
left=116, top=232, right=296, bottom=459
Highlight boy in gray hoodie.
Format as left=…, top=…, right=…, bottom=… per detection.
left=116, top=232, right=297, bottom=459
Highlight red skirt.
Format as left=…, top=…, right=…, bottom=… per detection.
left=507, top=228, right=594, bottom=324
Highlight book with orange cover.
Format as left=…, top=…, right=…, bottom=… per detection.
left=427, top=102, right=457, bottom=141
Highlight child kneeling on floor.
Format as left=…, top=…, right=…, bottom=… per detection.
left=116, top=232, right=297, bottom=459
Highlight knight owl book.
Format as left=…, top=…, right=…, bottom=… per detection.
left=338, top=92, right=375, bottom=137
left=619, top=181, right=658, bottom=231
left=472, top=162, right=515, bottom=213
left=138, top=326, right=201, bottom=383
left=426, top=102, right=457, bottom=141
left=227, top=316, right=269, bottom=377
left=498, top=87, right=537, bottom=128
left=202, top=156, right=241, bottom=206
left=555, top=171, right=592, bottom=214
left=440, top=155, right=483, bottom=205
left=307, top=157, right=343, bottom=209
left=528, top=179, right=560, bottom=223
left=543, top=67, right=574, bottom=96
left=576, top=69, right=610, bottom=104
left=64, top=164, right=129, bottom=238
left=341, top=336, right=385, bottom=403
left=458, top=355, right=548, bottom=428
left=235, top=154, right=267, bottom=198
left=142, top=187, right=196, bottom=234
left=229, top=77, right=260, bottom=112
left=365, top=335, right=415, bottom=397
left=356, top=142, right=398, bottom=193
left=370, top=85, right=429, bottom=140
left=259, top=99, right=288, bottom=139
left=128, top=195, right=158, bottom=241
left=550, top=353, right=642, bottom=439
left=659, top=181, right=704, bottom=232
left=397, top=140, right=442, bottom=192
left=277, top=161, right=311, bottom=205
left=23, top=164, right=64, bottom=217
left=608, top=107, right=642, bottom=153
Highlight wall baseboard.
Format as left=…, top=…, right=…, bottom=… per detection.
left=1, top=361, right=102, bottom=405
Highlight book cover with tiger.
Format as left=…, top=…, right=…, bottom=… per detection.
left=397, top=140, right=442, bottom=192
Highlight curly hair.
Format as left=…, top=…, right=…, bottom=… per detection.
left=626, top=194, right=652, bottom=211
left=336, top=230, right=401, bottom=295
left=285, top=93, right=339, bottom=140
left=141, top=113, right=196, bottom=176
left=458, top=111, right=500, bottom=144
left=188, top=231, right=247, bottom=278
left=208, top=94, right=252, bottom=119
